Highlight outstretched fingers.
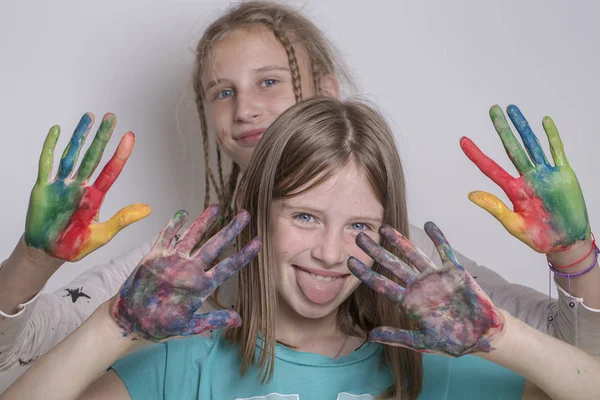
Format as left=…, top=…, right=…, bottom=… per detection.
left=348, top=256, right=404, bottom=303
left=507, top=105, right=549, bottom=167
left=174, top=205, right=221, bottom=254
left=423, top=222, right=460, bottom=268
left=193, top=210, right=251, bottom=264
left=379, top=225, right=437, bottom=273
left=37, top=125, right=61, bottom=184
left=181, top=310, right=243, bottom=336
left=57, top=113, right=95, bottom=181
left=156, top=210, right=189, bottom=249
left=208, top=236, right=262, bottom=287
left=355, top=232, right=418, bottom=283
left=369, top=326, right=430, bottom=353
left=90, top=131, right=134, bottom=194
left=76, top=113, right=117, bottom=182
left=460, top=137, right=515, bottom=196
left=542, top=116, right=569, bottom=168
left=489, top=105, right=534, bottom=174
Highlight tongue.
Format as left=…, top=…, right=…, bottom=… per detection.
left=294, top=267, right=345, bottom=304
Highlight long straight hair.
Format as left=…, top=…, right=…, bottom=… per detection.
left=228, top=97, right=423, bottom=400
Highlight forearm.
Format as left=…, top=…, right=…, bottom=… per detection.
left=479, top=310, right=600, bottom=400
left=0, top=236, right=63, bottom=314
left=0, top=301, right=136, bottom=400
left=548, top=236, right=600, bottom=308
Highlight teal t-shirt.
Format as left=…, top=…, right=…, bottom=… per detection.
left=111, top=333, right=525, bottom=399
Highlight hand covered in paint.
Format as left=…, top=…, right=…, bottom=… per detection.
left=461, top=105, right=589, bottom=253
left=348, top=223, right=502, bottom=357
left=25, top=113, right=151, bottom=261
left=111, top=205, right=262, bottom=342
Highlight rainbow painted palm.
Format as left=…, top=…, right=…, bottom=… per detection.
left=461, top=105, right=589, bottom=253
left=25, top=113, right=151, bottom=261
left=112, top=206, right=262, bottom=341
left=348, top=223, right=500, bottom=357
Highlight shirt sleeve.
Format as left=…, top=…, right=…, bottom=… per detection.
left=408, top=224, right=600, bottom=357
left=0, top=236, right=156, bottom=370
left=111, top=342, right=168, bottom=400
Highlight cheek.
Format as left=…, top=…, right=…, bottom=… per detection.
left=347, top=233, right=379, bottom=269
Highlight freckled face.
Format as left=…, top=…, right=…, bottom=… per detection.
left=271, top=163, right=384, bottom=319
left=201, top=26, right=315, bottom=169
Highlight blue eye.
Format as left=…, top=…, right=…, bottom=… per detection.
left=351, top=223, right=368, bottom=231
left=295, top=213, right=315, bottom=223
left=216, top=89, right=233, bottom=99
left=260, top=78, right=277, bottom=88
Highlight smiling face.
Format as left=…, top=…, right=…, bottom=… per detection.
left=271, top=161, right=384, bottom=320
left=201, top=25, right=316, bottom=169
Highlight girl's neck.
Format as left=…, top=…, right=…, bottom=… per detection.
left=275, top=296, right=363, bottom=358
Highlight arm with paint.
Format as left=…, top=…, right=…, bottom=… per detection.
left=461, top=105, right=600, bottom=306
left=1, top=206, right=261, bottom=400
left=0, top=113, right=150, bottom=314
left=349, top=224, right=600, bottom=400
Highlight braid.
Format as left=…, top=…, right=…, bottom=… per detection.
left=311, top=60, right=321, bottom=95
left=269, top=23, right=303, bottom=102
left=195, top=84, right=224, bottom=207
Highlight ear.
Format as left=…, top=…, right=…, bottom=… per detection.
left=319, top=74, right=340, bottom=99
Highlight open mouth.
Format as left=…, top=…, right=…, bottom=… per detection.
left=292, top=265, right=350, bottom=304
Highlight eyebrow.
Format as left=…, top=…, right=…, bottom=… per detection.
left=204, top=65, right=290, bottom=91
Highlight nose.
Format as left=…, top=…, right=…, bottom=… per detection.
left=234, top=89, right=262, bottom=122
left=311, top=228, right=347, bottom=267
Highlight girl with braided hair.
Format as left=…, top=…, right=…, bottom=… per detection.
left=1, top=1, right=599, bottom=396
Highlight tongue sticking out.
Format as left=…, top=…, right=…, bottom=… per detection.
left=294, top=267, right=346, bottom=304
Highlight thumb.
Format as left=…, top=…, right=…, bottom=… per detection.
left=180, top=310, right=242, bottom=337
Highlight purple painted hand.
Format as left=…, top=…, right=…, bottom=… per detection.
left=111, top=205, right=262, bottom=342
left=348, top=222, right=503, bottom=357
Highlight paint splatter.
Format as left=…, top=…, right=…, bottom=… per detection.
left=25, top=113, right=151, bottom=261
left=111, top=205, right=262, bottom=341
left=460, top=105, right=589, bottom=253
left=349, top=222, right=501, bottom=357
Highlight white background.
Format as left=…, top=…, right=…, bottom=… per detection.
left=1, top=0, right=599, bottom=391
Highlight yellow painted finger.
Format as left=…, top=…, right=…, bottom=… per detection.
left=468, top=191, right=532, bottom=247
left=77, top=203, right=152, bottom=259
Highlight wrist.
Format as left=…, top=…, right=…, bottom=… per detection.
left=88, top=300, right=139, bottom=354
left=482, top=308, right=509, bottom=351
left=547, top=235, right=595, bottom=273
left=0, top=236, right=65, bottom=314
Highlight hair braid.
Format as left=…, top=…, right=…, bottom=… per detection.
left=311, top=60, right=321, bottom=95
left=269, top=23, right=303, bottom=102
left=195, top=83, right=224, bottom=207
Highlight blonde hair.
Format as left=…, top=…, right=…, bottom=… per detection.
left=230, top=97, right=423, bottom=400
left=193, top=0, right=351, bottom=223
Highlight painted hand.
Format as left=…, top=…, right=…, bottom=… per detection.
left=111, top=205, right=262, bottom=342
left=461, top=105, right=589, bottom=253
left=348, top=223, right=502, bottom=357
left=25, top=113, right=151, bottom=261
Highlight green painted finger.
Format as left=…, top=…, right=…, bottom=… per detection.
left=542, top=116, right=568, bottom=167
left=76, top=113, right=116, bottom=182
left=489, top=105, right=533, bottom=174
left=37, top=125, right=61, bottom=184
